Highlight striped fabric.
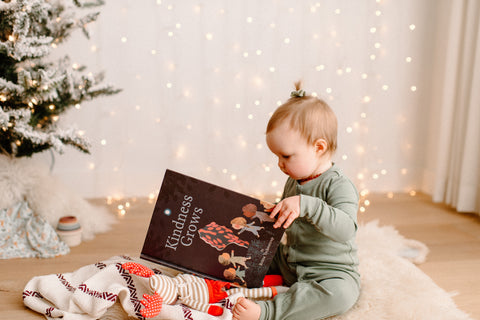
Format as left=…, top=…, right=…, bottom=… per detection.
left=149, top=274, right=211, bottom=313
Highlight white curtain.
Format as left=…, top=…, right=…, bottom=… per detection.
left=424, top=0, right=480, bottom=215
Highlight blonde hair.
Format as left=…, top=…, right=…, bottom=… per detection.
left=266, top=81, right=338, bottom=154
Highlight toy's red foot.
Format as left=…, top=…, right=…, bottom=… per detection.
left=208, top=305, right=224, bottom=316
left=262, top=274, right=283, bottom=287
left=140, top=292, right=163, bottom=318
left=122, top=262, right=154, bottom=277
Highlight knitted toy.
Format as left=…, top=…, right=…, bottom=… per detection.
left=122, top=262, right=282, bottom=318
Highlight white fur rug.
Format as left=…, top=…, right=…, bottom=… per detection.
left=331, top=221, right=473, bottom=320
left=0, top=155, right=116, bottom=241
left=99, top=221, right=473, bottom=320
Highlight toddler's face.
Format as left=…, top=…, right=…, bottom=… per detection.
left=266, top=122, right=323, bottom=181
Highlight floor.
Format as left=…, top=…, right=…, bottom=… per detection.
left=1, top=192, right=479, bottom=319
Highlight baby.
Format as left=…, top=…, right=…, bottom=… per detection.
left=233, top=82, right=360, bottom=320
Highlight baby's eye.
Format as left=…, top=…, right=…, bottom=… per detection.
left=282, top=155, right=291, bottom=159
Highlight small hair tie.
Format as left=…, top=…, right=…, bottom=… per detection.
left=290, top=89, right=306, bottom=98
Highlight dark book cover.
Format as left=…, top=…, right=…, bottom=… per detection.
left=141, top=169, right=285, bottom=288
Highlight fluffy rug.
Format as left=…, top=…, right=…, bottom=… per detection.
left=95, top=221, right=473, bottom=320
left=0, top=155, right=116, bottom=241
left=332, top=221, right=472, bottom=320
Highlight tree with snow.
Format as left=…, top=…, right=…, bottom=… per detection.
left=0, top=0, right=120, bottom=157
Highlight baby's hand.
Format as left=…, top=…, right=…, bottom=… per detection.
left=270, top=196, right=300, bottom=229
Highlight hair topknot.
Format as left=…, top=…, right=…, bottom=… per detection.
left=290, top=80, right=306, bottom=98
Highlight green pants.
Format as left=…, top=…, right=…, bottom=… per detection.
left=258, top=250, right=360, bottom=319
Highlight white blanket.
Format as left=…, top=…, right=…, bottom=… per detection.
left=23, top=255, right=244, bottom=320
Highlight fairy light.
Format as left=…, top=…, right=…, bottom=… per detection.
left=61, top=1, right=426, bottom=214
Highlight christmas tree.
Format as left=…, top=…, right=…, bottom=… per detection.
left=0, top=0, right=120, bottom=157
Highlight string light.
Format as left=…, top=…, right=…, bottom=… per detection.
left=72, top=2, right=425, bottom=216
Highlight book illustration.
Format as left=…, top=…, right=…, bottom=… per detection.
left=242, top=203, right=276, bottom=223
left=231, top=217, right=265, bottom=238
left=224, top=267, right=246, bottom=284
left=198, top=222, right=250, bottom=251
left=141, top=169, right=285, bottom=288
left=218, top=250, right=250, bottom=269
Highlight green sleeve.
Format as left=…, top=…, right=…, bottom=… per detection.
left=299, top=178, right=358, bottom=242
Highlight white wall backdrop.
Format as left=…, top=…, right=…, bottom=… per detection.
left=36, top=0, right=442, bottom=206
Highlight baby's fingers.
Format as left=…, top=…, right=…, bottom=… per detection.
left=269, top=202, right=282, bottom=219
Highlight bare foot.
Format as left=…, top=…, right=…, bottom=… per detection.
left=232, top=297, right=261, bottom=320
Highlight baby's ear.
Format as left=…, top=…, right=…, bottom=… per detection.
left=314, top=139, right=328, bottom=154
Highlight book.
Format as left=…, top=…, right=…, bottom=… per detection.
left=140, top=169, right=285, bottom=288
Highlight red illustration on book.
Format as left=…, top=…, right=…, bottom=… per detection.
left=198, top=222, right=249, bottom=251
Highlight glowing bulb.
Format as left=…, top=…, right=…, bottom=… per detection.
left=316, top=65, right=325, bottom=71
left=284, top=38, right=291, bottom=44
left=370, top=27, right=377, bottom=33
left=410, top=86, right=417, bottom=92
left=409, top=24, right=416, bottom=31
left=406, top=57, right=412, bottom=62
left=360, top=189, right=369, bottom=197
left=205, top=33, right=213, bottom=40
left=246, top=17, right=253, bottom=23
left=121, top=36, right=127, bottom=43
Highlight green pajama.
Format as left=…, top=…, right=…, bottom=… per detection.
left=258, top=164, right=361, bottom=320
